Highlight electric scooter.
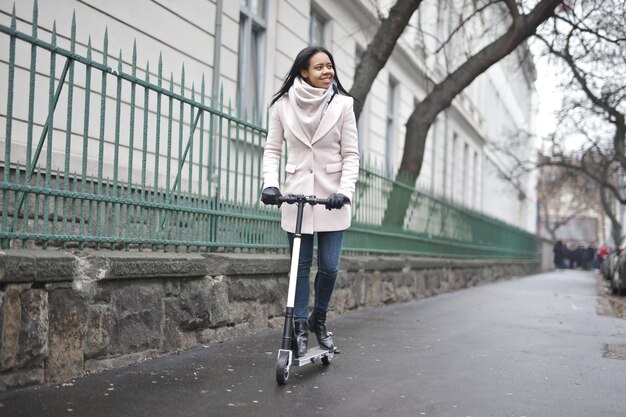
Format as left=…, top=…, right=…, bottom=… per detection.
left=272, top=194, right=346, bottom=385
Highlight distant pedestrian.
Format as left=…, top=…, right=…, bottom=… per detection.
left=584, top=245, right=595, bottom=270
left=553, top=240, right=566, bottom=269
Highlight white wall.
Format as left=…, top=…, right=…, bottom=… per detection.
left=0, top=0, right=539, bottom=231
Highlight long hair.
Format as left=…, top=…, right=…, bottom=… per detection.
left=269, top=46, right=352, bottom=108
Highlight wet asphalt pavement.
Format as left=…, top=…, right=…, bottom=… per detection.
left=1, top=269, right=625, bottom=417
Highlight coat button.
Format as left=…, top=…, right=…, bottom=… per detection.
left=309, top=169, right=313, bottom=174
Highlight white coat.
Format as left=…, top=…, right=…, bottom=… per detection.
left=262, top=93, right=360, bottom=234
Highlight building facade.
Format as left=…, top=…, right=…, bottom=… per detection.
left=0, top=0, right=538, bottom=233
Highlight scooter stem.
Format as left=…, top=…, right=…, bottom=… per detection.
left=282, top=199, right=306, bottom=350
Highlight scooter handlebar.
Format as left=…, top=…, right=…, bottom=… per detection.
left=275, top=194, right=350, bottom=209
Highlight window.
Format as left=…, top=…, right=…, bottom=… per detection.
left=238, top=0, right=266, bottom=120
left=386, top=78, right=397, bottom=177
left=430, top=118, right=437, bottom=194
left=462, top=142, right=469, bottom=205
left=309, top=9, right=326, bottom=46
left=450, top=132, right=458, bottom=199
left=473, top=151, right=479, bottom=208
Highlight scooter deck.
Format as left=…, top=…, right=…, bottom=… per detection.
left=292, top=346, right=338, bottom=367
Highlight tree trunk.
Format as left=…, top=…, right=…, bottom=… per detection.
left=350, top=0, right=423, bottom=120
left=381, top=0, right=564, bottom=227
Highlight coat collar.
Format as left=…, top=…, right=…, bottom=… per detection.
left=311, top=97, right=342, bottom=144
left=280, top=95, right=343, bottom=146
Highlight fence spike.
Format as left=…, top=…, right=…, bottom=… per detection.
left=32, top=0, right=38, bottom=35
left=201, top=74, right=205, bottom=105
left=70, top=12, right=76, bottom=52
left=51, top=21, right=57, bottom=45
left=219, top=84, right=224, bottom=112
left=158, top=53, right=163, bottom=87
left=180, top=63, right=186, bottom=94
left=132, top=40, right=137, bottom=76
left=103, top=28, right=108, bottom=65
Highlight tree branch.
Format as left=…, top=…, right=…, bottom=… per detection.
left=433, top=0, right=501, bottom=54
left=349, top=0, right=424, bottom=119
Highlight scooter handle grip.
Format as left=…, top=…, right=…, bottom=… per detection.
left=276, top=194, right=350, bottom=209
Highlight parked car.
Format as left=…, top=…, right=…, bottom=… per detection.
left=598, top=245, right=612, bottom=280
left=611, top=242, right=626, bottom=295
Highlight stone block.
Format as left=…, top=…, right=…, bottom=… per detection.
left=227, top=301, right=269, bottom=331
left=394, top=273, right=414, bottom=302
left=109, top=284, right=163, bottom=355
left=268, top=317, right=283, bottom=329
left=0, top=285, right=49, bottom=372
left=80, top=252, right=208, bottom=281
left=349, top=271, right=369, bottom=307
left=0, top=368, right=44, bottom=392
left=381, top=278, right=396, bottom=304
left=160, top=309, right=199, bottom=353
left=0, top=285, right=22, bottom=370
left=162, top=298, right=185, bottom=352
left=85, top=305, right=113, bottom=359
left=414, top=272, right=427, bottom=298
left=46, top=288, right=87, bottom=383
left=179, top=276, right=229, bottom=329
left=246, top=303, right=269, bottom=333
left=366, top=272, right=383, bottom=306
left=0, top=250, right=76, bottom=283
left=204, top=253, right=290, bottom=276
left=228, top=276, right=284, bottom=304
left=425, top=273, right=441, bottom=296
left=84, top=349, right=159, bottom=374
left=18, top=289, right=49, bottom=368
left=227, top=301, right=249, bottom=324
left=329, top=287, right=349, bottom=314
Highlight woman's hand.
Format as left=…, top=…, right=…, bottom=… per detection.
left=326, top=193, right=349, bottom=210
left=261, top=187, right=282, bottom=205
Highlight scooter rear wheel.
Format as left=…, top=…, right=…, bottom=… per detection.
left=276, top=354, right=290, bottom=385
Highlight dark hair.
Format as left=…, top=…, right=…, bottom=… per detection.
left=269, top=46, right=352, bottom=107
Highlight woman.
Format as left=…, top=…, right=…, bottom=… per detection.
left=261, top=46, right=360, bottom=357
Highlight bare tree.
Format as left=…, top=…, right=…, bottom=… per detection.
left=349, top=0, right=564, bottom=226
left=537, top=154, right=610, bottom=242
left=534, top=0, right=626, bottom=242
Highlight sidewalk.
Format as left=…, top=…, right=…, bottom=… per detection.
left=1, top=269, right=625, bottom=417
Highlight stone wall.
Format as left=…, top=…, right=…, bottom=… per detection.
left=0, top=249, right=539, bottom=391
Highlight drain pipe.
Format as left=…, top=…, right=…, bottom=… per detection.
left=210, top=0, right=223, bottom=195
left=211, top=0, right=223, bottom=104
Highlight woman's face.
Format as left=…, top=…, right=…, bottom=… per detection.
left=300, top=52, right=334, bottom=89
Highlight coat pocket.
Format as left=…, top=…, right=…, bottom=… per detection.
left=325, top=162, right=343, bottom=173
left=285, top=163, right=297, bottom=174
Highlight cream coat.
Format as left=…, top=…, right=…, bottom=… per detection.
left=262, top=93, right=360, bottom=234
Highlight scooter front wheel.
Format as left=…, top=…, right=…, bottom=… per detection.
left=276, top=352, right=290, bottom=385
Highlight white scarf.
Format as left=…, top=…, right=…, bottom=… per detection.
left=288, top=76, right=333, bottom=141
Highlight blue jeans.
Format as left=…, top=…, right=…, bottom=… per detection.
left=288, top=230, right=345, bottom=323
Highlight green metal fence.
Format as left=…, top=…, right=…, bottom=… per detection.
left=348, top=166, right=538, bottom=258
left=0, top=3, right=538, bottom=259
